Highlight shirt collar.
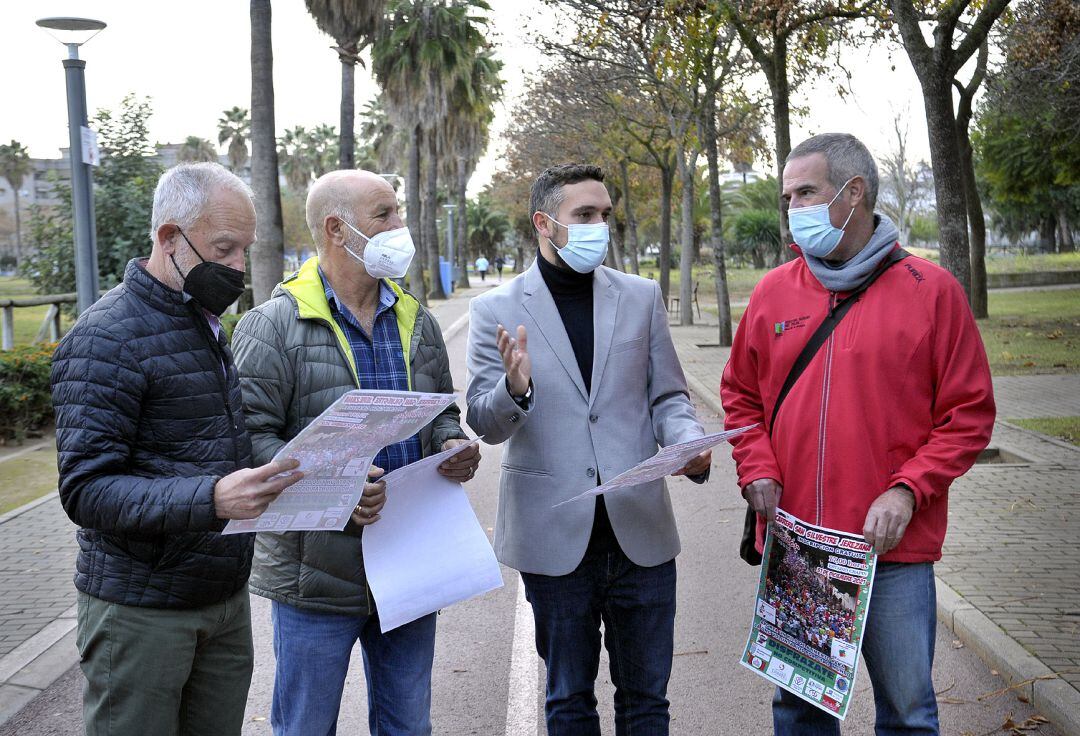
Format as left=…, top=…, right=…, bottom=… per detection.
left=318, top=266, right=397, bottom=317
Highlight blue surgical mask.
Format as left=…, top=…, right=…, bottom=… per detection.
left=788, top=179, right=856, bottom=258
left=546, top=215, right=609, bottom=273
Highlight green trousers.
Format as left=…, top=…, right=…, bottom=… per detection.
left=76, top=587, right=254, bottom=736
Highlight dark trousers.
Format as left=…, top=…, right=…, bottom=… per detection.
left=521, top=549, right=677, bottom=736
left=76, top=587, right=253, bottom=736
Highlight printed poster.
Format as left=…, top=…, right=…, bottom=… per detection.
left=739, top=508, right=877, bottom=720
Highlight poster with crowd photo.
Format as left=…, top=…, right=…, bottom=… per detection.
left=739, top=509, right=877, bottom=721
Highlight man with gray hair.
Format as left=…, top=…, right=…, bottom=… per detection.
left=721, top=133, right=994, bottom=734
left=232, top=169, right=477, bottom=735
left=51, top=162, right=304, bottom=735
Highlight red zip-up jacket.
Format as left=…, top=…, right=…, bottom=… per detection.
left=720, top=247, right=995, bottom=563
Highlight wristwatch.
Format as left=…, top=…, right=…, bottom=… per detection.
left=508, top=378, right=533, bottom=409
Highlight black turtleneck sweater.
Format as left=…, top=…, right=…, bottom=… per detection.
left=537, top=250, right=620, bottom=555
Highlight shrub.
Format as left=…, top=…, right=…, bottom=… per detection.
left=0, top=344, right=55, bottom=442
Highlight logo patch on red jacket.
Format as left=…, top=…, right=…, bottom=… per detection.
left=774, top=315, right=809, bottom=336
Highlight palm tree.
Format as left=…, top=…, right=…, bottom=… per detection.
left=305, top=0, right=386, bottom=170
left=467, top=194, right=510, bottom=261
left=360, top=96, right=404, bottom=174
left=442, top=47, right=502, bottom=288
left=177, top=136, right=218, bottom=163
left=374, top=0, right=493, bottom=301
left=250, top=0, right=285, bottom=306
left=278, top=126, right=314, bottom=193
left=0, top=140, right=31, bottom=265
left=217, top=106, right=251, bottom=173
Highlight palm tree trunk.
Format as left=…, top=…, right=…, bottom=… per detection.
left=619, top=160, right=640, bottom=274
left=455, top=156, right=469, bottom=290
left=677, top=148, right=696, bottom=326
left=340, top=57, right=355, bottom=170
left=406, top=124, right=427, bottom=305
left=423, top=128, right=445, bottom=300
left=249, top=0, right=284, bottom=306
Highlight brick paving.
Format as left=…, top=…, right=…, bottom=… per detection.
left=669, top=317, right=1080, bottom=699
left=0, top=500, right=77, bottom=659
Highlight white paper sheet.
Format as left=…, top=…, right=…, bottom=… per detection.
left=553, top=425, right=757, bottom=507
left=362, top=439, right=504, bottom=632
left=223, top=390, right=456, bottom=535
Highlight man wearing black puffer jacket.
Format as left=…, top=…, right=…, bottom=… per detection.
left=50, top=163, right=304, bottom=736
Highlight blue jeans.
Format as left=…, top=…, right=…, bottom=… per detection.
left=269, top=601, right=437, bottom=736
left=772, top=562, right=940, bottom=735
left=521, top=550, right=677, bottom=736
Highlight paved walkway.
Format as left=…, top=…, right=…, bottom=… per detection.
left=668, top=317, right=1080, bottom=732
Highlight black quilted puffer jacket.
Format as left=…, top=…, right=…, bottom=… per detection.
left=51, top=258, right=254, bottom=608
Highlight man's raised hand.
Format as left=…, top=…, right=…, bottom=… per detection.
left=497, top=323, right=531, bottom=396
left=214, top=459, right=303, bottom=520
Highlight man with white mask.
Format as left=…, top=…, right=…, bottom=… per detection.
left=466, top=164, right=712, bottom=735
left=232, top=169, right=480, bottom=735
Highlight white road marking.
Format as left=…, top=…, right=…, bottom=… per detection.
left=505, top=574, right=541, bottom=736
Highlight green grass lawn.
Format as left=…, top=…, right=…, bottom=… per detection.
left=1007, top=417, right=1080, bottom=445
left=0, top=445, right=58, bottom=515
left=980, top=289, right=1080, bottom=375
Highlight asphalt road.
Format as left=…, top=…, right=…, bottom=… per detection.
left=1, top=316, right=1060, bottom=735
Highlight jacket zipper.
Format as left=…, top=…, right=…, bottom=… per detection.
left=815, top=293, right=837, bottom=526
left=193, top=307, right=241, bottom=466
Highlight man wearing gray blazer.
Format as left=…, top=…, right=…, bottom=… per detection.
left=466, top=164, right=711, bottom=735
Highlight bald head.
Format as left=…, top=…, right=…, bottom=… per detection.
left=306, top=170, right=396, bottom=252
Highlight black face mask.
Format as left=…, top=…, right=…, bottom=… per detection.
left=171, top=228, right=246, bottom=316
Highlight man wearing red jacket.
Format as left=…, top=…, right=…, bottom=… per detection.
left=721, top=133, right=995, bottom=735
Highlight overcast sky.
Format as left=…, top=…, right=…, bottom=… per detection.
left=1, top=1, right=952, bottom=193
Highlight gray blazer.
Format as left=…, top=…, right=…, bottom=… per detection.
left=465, top=262, right=705, bottom=576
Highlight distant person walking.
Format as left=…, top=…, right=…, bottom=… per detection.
left=494, top=254, right=506, bottom=281
left=475, top=254, right=490, bottom=282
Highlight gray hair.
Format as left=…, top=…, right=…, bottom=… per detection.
left=149, top=163, right=253, bottom=243
left=306, top=199, right=355, bottom=254
left=787, top=133, right=879, bottom=211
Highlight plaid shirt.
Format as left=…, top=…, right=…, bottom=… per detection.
left=320, top=268, right=423, bottom=475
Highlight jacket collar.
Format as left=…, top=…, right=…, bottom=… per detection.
left=122, top=258, right=192, bottom=317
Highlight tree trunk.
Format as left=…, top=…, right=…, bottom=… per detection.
left=455, top=156, right=470, bottom=289
left=770, top=36, right=793, bottom=252
left=12, top=188, right=21, bottom=265
left=677, top=149, right=696, bottom=326
left=704, top=91, right=733, bottom=346
left=249, top=0, right=284, bottom=307
left=1038, top=215, right=1057, bottom=252
left=406, top=124, right=426, bottom=305
left=1057, top=205, right=1075, bottom=252
left=609, top=215, right=626, bottom=271
left=423, top=128, right=445, bottom=300
left=659, top=163, right=674, bottom=302
left=515, top=239, right=525, bottom=274
left=923, top=79, right=972, bottom=298
left=619, top=159, right=640, bottom=274
left=339, top=57, right=355, bottom=170
left=958, top=127, right=988, bottom=318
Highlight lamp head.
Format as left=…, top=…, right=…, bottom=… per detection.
left=36, top=17, right=106, bottom=55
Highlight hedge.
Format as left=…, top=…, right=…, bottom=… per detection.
left=0, top=344, right=55, bottom=441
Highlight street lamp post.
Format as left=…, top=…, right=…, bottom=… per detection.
left=36, top=17, right=105, bottom=315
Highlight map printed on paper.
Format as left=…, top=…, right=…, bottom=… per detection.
left=223, top=390, right=456, bottom=535
left=740, top=508, right=877, bottom=721
left=553, top=425, right=756, bottom=507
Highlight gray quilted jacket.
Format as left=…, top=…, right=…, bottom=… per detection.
left=232, top=257, right=466, bottom=615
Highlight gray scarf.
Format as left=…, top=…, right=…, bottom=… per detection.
left=803, top=214, right=901, bottom=292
